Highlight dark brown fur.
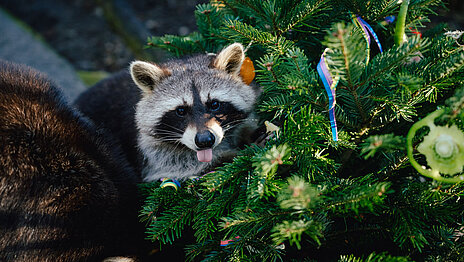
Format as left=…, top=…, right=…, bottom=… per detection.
left=74, top=70, right=143, bottom=174
left=0, top=61, right=148, bottom=261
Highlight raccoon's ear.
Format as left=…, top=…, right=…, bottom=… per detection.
left=212, top=43, right=245, bottom=77
left=130, top=61, right=170, bottom=94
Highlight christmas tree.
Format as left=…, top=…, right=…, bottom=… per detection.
left=140, top=0, right=464, bottom=260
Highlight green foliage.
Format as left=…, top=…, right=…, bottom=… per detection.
left=339, top=252, right=412, bottom=262
left=141, top=0, right=464, bottom=260
left=361, top=134, right=405, bottom=159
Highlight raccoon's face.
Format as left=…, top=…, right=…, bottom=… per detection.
left=131, top=43, right=258, bottom=163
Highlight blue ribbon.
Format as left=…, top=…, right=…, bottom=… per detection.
left=317, top=15, right=383, bottom=141
left=356, top=15, right=383, bottom=53
left=160, top=178, right=181, bottom=190
left=352, top=14, right=383, bottom=63
left=383, top=15, right=395, bottom=25
left=317, top=49, right=339, bottom=141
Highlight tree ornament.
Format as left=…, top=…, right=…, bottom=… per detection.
left=407, top=109, right=464, bottom=183
left=351, top=14, right=383, bottom=63
left=160, top=178, right=181, bottom=190
left=220, top=236, right=240, bottom=246
left=240, top=57, right=255, bottom=85
left=317, top=48, right=340, bottom=141
left=264, top=120, right=279, bottom=133
left=394, top=0, right=409, bottom=45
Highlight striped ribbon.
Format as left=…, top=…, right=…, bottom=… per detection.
left=160, top=178, right=181, bottom=190
left=352, top=14, right=384, bottom=63
left=220, top=236, right=240, bottom=246
left=317, top=15, right=383, bottom=141
left=317, top=49, right=340, bottom=141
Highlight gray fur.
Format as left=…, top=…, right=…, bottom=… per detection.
left=76, top=43, right=260, bottom=181
left=140, top=119, right=251, bottom=181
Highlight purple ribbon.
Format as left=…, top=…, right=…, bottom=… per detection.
left=317, top=15, right=383, bottom=141
left=355, top=15, right=383, bottom=53
left=317, top=50, right=338, bottom=141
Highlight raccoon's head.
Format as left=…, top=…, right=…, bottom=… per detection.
left=131, top=43, right=258, bottom=163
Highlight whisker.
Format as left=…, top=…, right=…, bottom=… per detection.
left=152, top=129, right=183, bottom=137
left=223, top=120, right=245, bottom=126
left=157, top=122, right=185, bottom=133
left=222, top=119, right=246, bottom=128
left=223, top=122, right=247, bottom=132
left=171, top=140, right=184, bottom=152
left=155, top=132, right=183, bottom=137
left=158, top=137, right=181, bottom=141
left=152, top=139, right=181, bottom=144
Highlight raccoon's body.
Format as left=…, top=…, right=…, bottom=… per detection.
left=0, top=61, right=147, bottom=261
left=76, top=43, right=260, bottom=181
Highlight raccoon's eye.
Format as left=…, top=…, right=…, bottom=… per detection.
left=210, top=100, right=220, bottom=111
left=176, top=106, right=187, bottom=117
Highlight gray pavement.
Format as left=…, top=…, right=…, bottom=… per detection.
left=0, top=8, right=86, bottom=102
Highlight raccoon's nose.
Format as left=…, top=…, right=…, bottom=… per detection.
left=195, top=130, right=216, bottom=149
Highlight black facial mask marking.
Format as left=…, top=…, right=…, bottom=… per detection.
left=153, top=80, right=249, bottom=146
left=153, top=107, right=190, bottom=144
left=154, top=101, right=247, bottom=144
left=207, top=101, right=248, bottom=132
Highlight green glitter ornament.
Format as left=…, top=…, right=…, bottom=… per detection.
left=407, top=109, right=464, bottom=183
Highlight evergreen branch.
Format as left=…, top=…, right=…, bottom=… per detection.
left=359, top=36, right=425, bottom=90
left=201, top=150, right=255, bottom=192
left=264, top=60, right=283, bottom=86
left=360, top=134, right=406, bottom=159
left=232, top=0, right=268, bottom=25
left=146, top=32, right=206, bottom=56
left=278, top=0, right=330, bottom=36
left=192, top=200, right=218, bottom=242
left=219, top=208, right=303, bottom=244
left=325, top=224, right=386, bottom=242
left=389, top=207, right=429, bottom=251
left=431, top=183, right=464, bottom=204
left=248, top=144, right=291, bottom=200
left=223, top=19, right=273, bottom=44
left=268, top=2, right=279, bottom=33
left=201, top=236, right=284, bottom=262
left=377, top=155, right=409, bottom=179
left=322, top=178, right=391, bottom=215
left=339, top=252, right=412, bottom=262
left=337, top=85, right=370, bottom=125
left=367, top=1, right=400, bottom=22
left=271, top=219, right=323, bottom=249
left=185, top=239, right=218, bottom=262
left=220, top=209, right=287, bottom=231
left=139, top=1, right=464, bottom=260
left=145, top=198, right=198, bottom=244
left=338, top=27, right=355, bottom=88
left=324, top=22, right=369, bottom=123
left=408, top=0, right=444, bottom=13
left=385, top=180, right=462, bottom=252
left=418, top=48, right=464, bottom=102
left=333, top=104, right=362, bottom=129
left=366, top=95, right=419, bottom=124
left=446, top=85, right=464, bottom=121
left=277, top=176, right=320, bottom=210
left=195, top=3, right=234, bottom=44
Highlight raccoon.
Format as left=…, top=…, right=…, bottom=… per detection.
left=76, top=43, right=260, bottom=181
left=0, top=61, right=148, bottom=261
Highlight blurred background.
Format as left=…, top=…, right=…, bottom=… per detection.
left=0, top=0, right=206, bottom=100
left=0, top=0, right=462, bottom=100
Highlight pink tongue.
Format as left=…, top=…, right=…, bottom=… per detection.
left=197, top=149, right=213, bottom=162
